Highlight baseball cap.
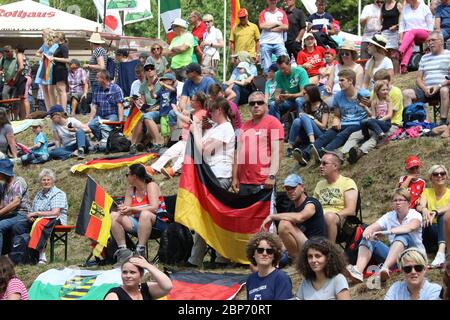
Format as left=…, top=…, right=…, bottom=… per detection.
left=160, top=73, right=176, bottom=81
left=47, top=104, right=65, bottom=116
left=283, top=174, right=303, bottom=187
left=405, top=156, right=422, bottom=170
left=238, top=8, right=248, bottom=18
left=325, top=48, right=336, bottom=56
left=357, top=89, right=372, bottom=100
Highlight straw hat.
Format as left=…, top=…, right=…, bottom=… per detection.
left=87, top=33, right=105, bottom=44
left=366, top=34, right=388, bottom=51
left=340, top=40, right=357, bottom=52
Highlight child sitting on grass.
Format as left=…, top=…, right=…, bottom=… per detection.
left=19, top=119, right=49, bottom=165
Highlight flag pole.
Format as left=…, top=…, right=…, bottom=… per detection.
left=103, top=0, right=107, bottom=30
left=357, top=0, right=361, bottom=37
left=158, top=0, right=161, bottom=39
left=223, top=0, right=226, bottom=82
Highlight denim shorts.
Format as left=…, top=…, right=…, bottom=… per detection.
left=143, top=111, right=160, bottom=122
left=129, top=212, right=170, bottom=235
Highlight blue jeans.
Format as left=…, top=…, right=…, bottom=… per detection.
left=288, top=114, right=323, bottom=146
left=361, top=118, right=391, bottom=140
left=20, top=152, right=49, bottom=165
left=0, top=212, right=27, bottom=253
left=423, top=215, right=446, bottom=253
left=313, top=124, right=361, bottom=153
left=269, top=97, right=304, bottom=120
left=260, top=43, right=288, bottom=74
left=88, top=114, right=119, bottom=141
left=359, top=234, right=417, bottom=266
left=50, top=129, right=90, bottom=160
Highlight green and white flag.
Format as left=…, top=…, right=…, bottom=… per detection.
left=160, top=0, right=181, bottom=33
left=29, top=268, right=122, bottom=300
left=124, top=0, right=153, bottom=25
left=107, top=0, right=138, bottom=11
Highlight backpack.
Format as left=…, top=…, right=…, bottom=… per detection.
left=157, top=223, right=193, bottom=265
left=343, top=223, right=367, bottom=265
left=8, top=233, right=39, bottom=265
left=402, top=102, right=427, bottom=128
left=106, top=127, right=131, bottom=153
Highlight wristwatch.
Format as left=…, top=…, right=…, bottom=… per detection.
left=269, top=175, right=276, bottom=180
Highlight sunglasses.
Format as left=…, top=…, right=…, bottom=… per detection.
left=144, top=66, right=155, bottom=71
left=402, top=264, right=425, bottom=273
left=204, top=20, right=212, bottom=23
left=256, top=247, right=275, bottom=255
left=340, top=51, right=351, bottom=57
left=249, top=100, right=265, bottom=107
left=432, top=171, right=447, bottom=177
left=151, top=47, right=161, bottom=51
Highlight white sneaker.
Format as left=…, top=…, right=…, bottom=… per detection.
left=431, top=252, right=446, bottom=268
left=380, top=265, right=390, bottom=282
left=346, top=264, right=363, bottom=283
left=38, top=259, right=47, bottom=265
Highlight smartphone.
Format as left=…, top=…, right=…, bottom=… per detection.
left=68, top=122, right=73, bottom=128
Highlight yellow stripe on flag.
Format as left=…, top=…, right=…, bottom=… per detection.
left=175, top=189, right=250, bottom=264
left=93, top=192, right=113, bottom=258
left=123, top=107, right=142, bottom=137
left=70, top=153, right=156, bottom=173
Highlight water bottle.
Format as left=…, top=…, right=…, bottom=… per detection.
left=290, top=54, right=297, bottom=68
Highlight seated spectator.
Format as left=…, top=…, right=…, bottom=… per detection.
left=318, top=48, right=337, bottom=93
left=48, top=105, right=91, bottom=160
left=261, top=174, right=325, bottom=261
left=229, top=62, right=251, bottom=88
left=360, top=80, right=393, bottom=142
left=296, top=237, right=350, bottom=300
left=146, top=43, right=169, bottom=77
left=313, top=151, right=358, bottom=244
left=88, top=70, right=124, bottom=144
left=270, top=55, right=309, bottom=121
left=0, top=159, right=29, bottom=255
left=289, top=84, right=329, bottom=166
left=385, top=248, right=441, bottom=300
left=0, top=108, right=18, bottom=160
left=104, top=256, right=172, bottom=300
left=307, top=0, right=335, bottom=35
left=343, top=69, right=403, bottom=164
left=246, top=231, right=293, bottom=300
left=399, top=156, right=425, bottom=209
left=111, top=164, right=170, bottom=264
left=347, top=188, right=424, bottom=283
left=265, top=63, right=278, bottom=107
left=224, top=53, right=257, bottom=105
left=417, top=164, right=450, bottom=267
left=296, top=33, right=326, bottom=84
left=130, top=64, right=145, bottom=98
left=207, top=83, right=242, bottom=129
left=147, top=92, right=208, bottom=178
left=0, top=256, right=29, bottom=300
left=362, top=34, right=394, bottom=90
left=19, top=119, right=49, bottom=165
left=67, top=59, right=88, bottom=116
left=12, top=168, right=67, bottom=264
left=435, top=0, right=450, bottom=42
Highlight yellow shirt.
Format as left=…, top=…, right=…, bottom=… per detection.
left=421, top=188, right=450, bottom=223
left=230, top=22, right=260, bottom=58
left=314, top=175, right=358, bottom=213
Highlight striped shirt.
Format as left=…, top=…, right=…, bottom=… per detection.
left=32, top=186, right=68, bottom=225
left=88, top=47, right=108, bottom=84
left=92, top=82, right=124, bottom=118
left=419, top=50, right=450, bottom=87
left=1, top=278, right=29, bottom=300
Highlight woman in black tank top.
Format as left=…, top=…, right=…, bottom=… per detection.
left=380, top=0, right=403, bottom=74
left=104, top=256, right=172, bottom=300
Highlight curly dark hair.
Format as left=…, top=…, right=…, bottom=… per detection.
left=246, top=231, right=283, bottom=267
left=0, top=256, right=16, bottom=297
left=296, top=237, right=347, bottom=281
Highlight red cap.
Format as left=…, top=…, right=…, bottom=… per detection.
left=325, top=48, right=336, bottom=56
left=238, top=8, right=248, bottom=17
left=405, top=156, right=422, bottom=170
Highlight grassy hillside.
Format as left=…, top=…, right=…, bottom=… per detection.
left=12, top=71, right=447, bottom=299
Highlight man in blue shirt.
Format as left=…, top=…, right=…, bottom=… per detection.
left=299, top=69, right=370, bottom=164
left=88, top=70, right=125, bottom=142
left=435, top=0, right=450, bottom=41
left=307, top=0, right=336, bottom=35
left=178, top=63, right=215, bottom=112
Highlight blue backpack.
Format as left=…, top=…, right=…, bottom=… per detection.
left=402, top=102, right=427, bottom=128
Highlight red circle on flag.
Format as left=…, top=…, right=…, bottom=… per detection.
left=105, top=15, right=119, bottom=31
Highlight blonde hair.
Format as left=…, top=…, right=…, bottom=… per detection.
left=203, top=14, right=214, bottom=22
left=42, top=28, right=54, bottom=46
left=392, top=188, right=411, bottom=202
left=370, top=80, right=391, bottom=108
left=397, top=248, right=428, bottom=269
left=428, top=164, right=448, bottom=179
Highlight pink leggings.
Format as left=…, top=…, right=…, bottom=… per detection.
left=399, top=29, right=429, bottom=67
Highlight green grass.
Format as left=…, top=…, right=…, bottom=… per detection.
left=13, top=71, right=446, bottom=299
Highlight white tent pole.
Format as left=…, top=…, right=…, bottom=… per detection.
left=358, top=0, right=361, bottom=37
left=158, top=0, right=161, bottom=39
left=223, top=0, right=226, bottom=82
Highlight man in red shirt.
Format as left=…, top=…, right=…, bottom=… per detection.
left=189, top=10, right=206, bottom=43
left=232, top=91, right=284, bottom=196
left=296, top=33, right=326, bottom=83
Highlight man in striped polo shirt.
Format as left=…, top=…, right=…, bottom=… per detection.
left=402, top=31, right=450, bottom=125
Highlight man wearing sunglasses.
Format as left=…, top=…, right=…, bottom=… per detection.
left=260, top=174, right=325, bottom=263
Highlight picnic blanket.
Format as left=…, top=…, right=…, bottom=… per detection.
left=11, top=119, right=34, bottom=134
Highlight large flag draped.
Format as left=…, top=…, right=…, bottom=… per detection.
left=70, top=153, right=156, bottom=173
left=29, top=268, right=121, bottom=300
left=230, top=0, right=240, bottom=30
left=123, top=103, right=142, bottom=137
left=160, top=0, right=181, bottom=33
left=75, top=177, right=113, bottom=257
left=166, top=271, right=246, bottom=300
left=28, top=218, right=58, bottom=251
left=175, top=134, right=272, bottom=264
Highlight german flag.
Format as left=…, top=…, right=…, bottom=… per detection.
left=165, top=271, right=246, bottom=300
left=28, top=218, right=57, bottom=251
left=70, top=153, right=157, bottom=173
left=175, top=134, right=272, bottom=264
left=75, top=176, right=113, bottom=257
left=123, top=103, right=142, bottom=138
